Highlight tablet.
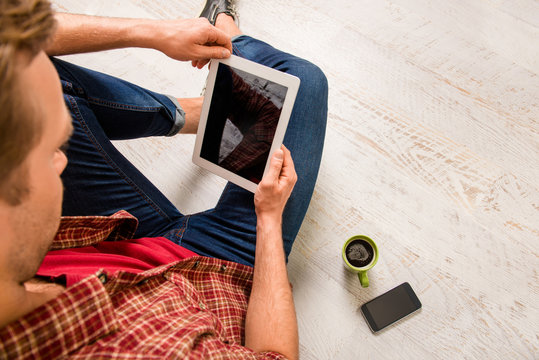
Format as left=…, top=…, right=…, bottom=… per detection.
left=192, top=55, right=300, bottom=193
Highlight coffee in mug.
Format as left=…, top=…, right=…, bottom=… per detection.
left=342, top=235, right=379, bottom=288
left=345, top=239, right=374, bottom=268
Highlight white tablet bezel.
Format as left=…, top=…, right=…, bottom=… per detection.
left=192, top=55, right=300, bottom=193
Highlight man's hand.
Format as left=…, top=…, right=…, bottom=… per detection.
left=150, top=18, right=232, bottom=68
left=254, top=145, right=297, bottom=222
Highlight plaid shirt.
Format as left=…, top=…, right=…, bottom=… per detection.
left=0, top=211, right=286, bottom=359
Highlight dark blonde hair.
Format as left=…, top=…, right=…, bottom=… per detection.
left=0, top=0, right=56, bottom=204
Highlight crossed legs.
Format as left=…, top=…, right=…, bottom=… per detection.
left=58, top=13, right=328, bottom=266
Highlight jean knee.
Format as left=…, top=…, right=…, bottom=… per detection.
left=291, top=60, right=329, bottom=104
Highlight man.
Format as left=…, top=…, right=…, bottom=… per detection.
left=0, top=0, right=327, bottom=358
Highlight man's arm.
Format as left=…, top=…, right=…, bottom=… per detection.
left=45, top=13, right=231, bottom=66
left=245, top=146, right=299, bottom=360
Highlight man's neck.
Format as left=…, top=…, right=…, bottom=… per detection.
left=0, top=278, right=64, bottom=328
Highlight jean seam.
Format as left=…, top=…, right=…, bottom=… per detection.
left=65, top=94, right=173, bottom=222
left=87, top=96, right=162, bottom=112
left=53, top=58, right=87, bottom=96
left=232, top=43, right=245, bottom=58
left=54, top=57, right=165, bottom=113
left=169, top=205, right=222, bottom=242
left=174, top=215, right=190, bottom=240
left=215, top=182, right=234, bottom=207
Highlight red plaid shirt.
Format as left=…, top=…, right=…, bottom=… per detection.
left=0, top=211, right=286, bottom=359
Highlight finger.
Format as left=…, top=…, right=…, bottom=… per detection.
left=205, top=26, right=233, bottom=53
left=265, top=148, right=284, bottom=182
left=280, top=145, right=296, bottom=178
left=192, top=44, right=231, bottom=62
left=197, top=59, right=210, bottom=69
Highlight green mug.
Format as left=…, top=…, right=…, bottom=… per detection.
left=342, top=235, right=379, bottom=287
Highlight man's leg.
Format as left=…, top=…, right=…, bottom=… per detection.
left=53, top=58, right=192, bottom=238
left=167, top=15, right=328, bottom=266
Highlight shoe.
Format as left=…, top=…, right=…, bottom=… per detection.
left=199, top=0, right=239, bottom=26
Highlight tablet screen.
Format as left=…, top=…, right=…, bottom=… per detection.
left=199, top=63, right=288, bottom=184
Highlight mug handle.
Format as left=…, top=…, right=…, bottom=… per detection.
left=358, top=271, right=369, bottom=287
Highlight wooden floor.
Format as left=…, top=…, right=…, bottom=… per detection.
left=52, top=0, right=539, bottom=358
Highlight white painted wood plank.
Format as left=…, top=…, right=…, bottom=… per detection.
left=389, top=0, right=539, bottom=74
left=290, top=122, right=538, bottom=358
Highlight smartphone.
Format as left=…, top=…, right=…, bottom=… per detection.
left=361, top=282, right=422, bottom=333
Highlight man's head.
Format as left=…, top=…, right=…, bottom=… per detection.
left=0, top=0, right=72, bottom=284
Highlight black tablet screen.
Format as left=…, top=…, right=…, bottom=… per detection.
left=200, top=63, right=288, bottom=184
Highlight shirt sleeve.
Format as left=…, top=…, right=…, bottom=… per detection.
left=189, top=339, right=289, bottom=359
left=255, top=352, right=289, bottom=360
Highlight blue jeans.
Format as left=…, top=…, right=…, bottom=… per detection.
left=55, top=35, right=328, bottom=267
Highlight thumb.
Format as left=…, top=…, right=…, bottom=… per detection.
left=265, top=148, right=284, bottom=182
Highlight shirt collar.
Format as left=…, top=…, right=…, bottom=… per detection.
left=0, top=276, right=118, bottom=359
left=51, top=210, right=138, bottom=250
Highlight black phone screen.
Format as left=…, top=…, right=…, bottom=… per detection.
left=361, top=282, right=422, bottom=332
